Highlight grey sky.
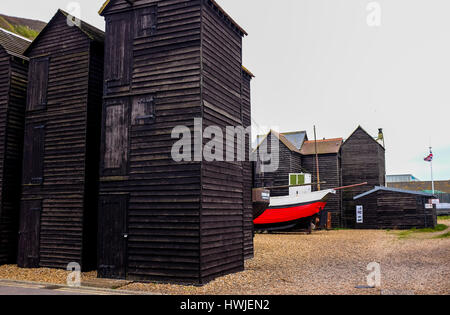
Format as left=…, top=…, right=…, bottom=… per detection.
left=1, top=0, right=449, bottom=180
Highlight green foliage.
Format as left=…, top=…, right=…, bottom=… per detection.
left=397, top=224, right=448, bottom=239
left=434, top=232, right=450, bottom=239
left=0, top=16, right=40, bottom=40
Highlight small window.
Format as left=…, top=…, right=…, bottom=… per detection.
left=289, top=174, right=305, bottom=186
left=132, top=96, right=155, bottom=125
left=27, top=57, right=49, bottom=111
left=23, top=124, right=45, bottom=184
left=135, top=6, right=157, bottom=38
left=103, top=102, right=129, bottom=175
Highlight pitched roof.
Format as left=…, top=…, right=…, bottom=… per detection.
left=24, top=10, right=104, bottom=55
left=0, top=27, right=31, bottom=58
left=300, top=138, right=343, bottom=155
left=342, top=125, right=385, bottom=150
left=255, top=130, right=302, bottom=154
left=99, top=0, right=247, bottom=36
left=281, top=131, right=308, bottom=150
left=354, top=186, right=436, bottom=200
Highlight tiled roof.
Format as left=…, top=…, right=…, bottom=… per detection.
left=300, top=138, right=343, bottom=155
left=0, top=27, right=30, bottom=58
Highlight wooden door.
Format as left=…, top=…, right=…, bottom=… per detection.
left=17, top=200, right=42, bottom=268
left=98, top=195, right=128, bottom=279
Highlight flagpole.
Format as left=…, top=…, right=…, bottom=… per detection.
left=430, top=147, right=435, bottom=195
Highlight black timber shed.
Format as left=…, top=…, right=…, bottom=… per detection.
left=98, top=0, right=252, bottom=285
left=353, top=187, right=437, bottom=229
left=301, top=138, right=343, bottom=228
left=341, top=126, right=386, bottom=227
left=18, top=10, right=104, bottom=270
left=0, top=28, right=30, bottom=265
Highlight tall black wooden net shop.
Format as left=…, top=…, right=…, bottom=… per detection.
left=98, top=0, right=253, bottom=284
left=18, top=10, right=104, bottom=270
left=0, top=29, right=30, bottom=265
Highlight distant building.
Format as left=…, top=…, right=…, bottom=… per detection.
left=387, top=174, right=420, bottom=183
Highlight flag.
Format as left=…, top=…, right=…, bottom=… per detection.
left=424, top=152, right=433, bottom=162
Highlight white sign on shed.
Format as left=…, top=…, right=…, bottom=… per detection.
left=356, top=206, right=364, bottom=224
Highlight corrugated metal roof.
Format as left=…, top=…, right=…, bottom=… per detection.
left=0, top=27, right=30, bottom=58
left=300, top=138, right=343, bottom=155
left=281, top=131, right=307, bottom=150
left=354, top=186, right=436, bottom=200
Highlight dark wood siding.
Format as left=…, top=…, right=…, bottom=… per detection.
left=200, top=2, right=245, bottom=282
left=302, top=153, right=342, bottom=227
left=354, top=190, right=437, bottom=230
left=242, top=72, right=253, bottom=259
left=254, top=133, right=303, bottom=197
left=19, top=11, right=104, bottom=271
left=100, top=0, right=249, bottom=284
left=0, top=51, right=28, bottom=265
left=341, top=127, right=386, bottom=228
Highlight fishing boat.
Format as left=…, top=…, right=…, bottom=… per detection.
left=253, top=189, right=336, bottom=231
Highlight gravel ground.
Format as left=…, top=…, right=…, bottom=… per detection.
left=1, top=219, right=449, bottom=295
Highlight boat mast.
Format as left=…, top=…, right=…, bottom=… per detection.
left=314, top=126, right=321, bottom=191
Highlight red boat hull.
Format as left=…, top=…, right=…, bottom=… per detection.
left=254, top=201, right=327, bottom=231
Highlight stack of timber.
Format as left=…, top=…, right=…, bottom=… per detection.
left=300, top=138, right=343, bottom=228
left=98, top=0, right=252, bottom=285
left=0, top=28, right=30, bottom=265
left=341, top=126, right=386, bottom=227
left=353, top=187, right=437, bottom=229
left=18, top=10, right=104, bottom=270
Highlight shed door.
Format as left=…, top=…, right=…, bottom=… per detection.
left=17, top=200, right=42, bottom=268
left=105, top=13, right=132, bottom=90
left=98, top=195, right=128, bottom=279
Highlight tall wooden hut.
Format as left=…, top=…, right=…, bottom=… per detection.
left=98, top=0, right=251, bottom=284
left=254, top=130, right=306, bottom=197
left=300, top=138, right=343, bottom=227
left=242, top=67, right=254, bottom=259
left=0, top=29, right=30, bottom=265
left=353, top=187, right=437, bottom=229
left=18, top=10, right=104, bottom=270
left=341, top=126, right=385, bottom=227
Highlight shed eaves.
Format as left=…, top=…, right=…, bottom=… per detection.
left=0, top=28, right=30, bottom=58
left=354, top=186, right=436, bottom=200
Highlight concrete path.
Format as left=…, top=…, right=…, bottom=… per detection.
left=0, top=280, right=151, bottom=295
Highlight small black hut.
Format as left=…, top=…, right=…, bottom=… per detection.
left=301, top=138, right=343, bottom=227
left=98, top=0, right=251, bottom=284
left=0, top=29, right=30, bottom=265
left=18, top=10, right=104, bottom=270
left=353, top=187, right=437, bottom=229
left=341, top=126, right=385, bottom=227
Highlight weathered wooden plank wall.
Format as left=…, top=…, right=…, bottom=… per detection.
left=242, top=70, right=253, bottom=259
left=0, top=50, right=28, bottom=265
left=254, top=133, right=303, bottom=197
left=302, top=154, right=342, bottom=227
left=341, top=127, right=385, bottom=228
left=354, top=190, right=437, bottom=229
left=18, top=10, right=104, bottom=270
left=99, top=0, right=250, bottom=284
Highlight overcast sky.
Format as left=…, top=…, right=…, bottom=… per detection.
left=1, top=0, right=449, bottom=181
